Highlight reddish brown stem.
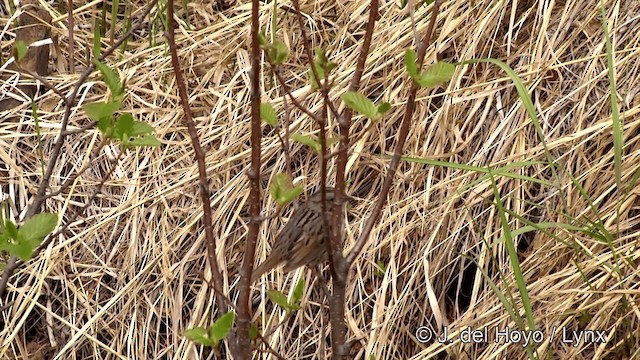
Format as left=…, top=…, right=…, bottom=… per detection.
left=346, top=0, right=441, bottom=265
left=235, top=0, right=264, bottom=357
left=166, top=0, right=236, bottom=354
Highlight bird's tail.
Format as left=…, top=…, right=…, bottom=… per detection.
left=251, top=256, right=281, bottom=283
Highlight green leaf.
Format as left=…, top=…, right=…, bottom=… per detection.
left=258, top=31, right=267, bottom=46
left=377, top=102, right=391, bottom=115
left=315, top=48, right=329, bottom=65
left=93, top=17, right=101, bottom=59
left=309, top=48, right=336, bottom=90
left=404, top=49, right=419, bottom=79
left=130, top=120, right=156, bottom=137
left=292, top=134, right=321, bottom=153
left=0, top=232, right=9, bottom=246
left=125, top=134, right=161, bottom=147
left=14, top=40, right=28, bottom=61
left=292, top=278, right=305, bottom=306
left=113, top=113, right=135, bottom=140
left=267, top=289, right=291, bottom=311
left=185, top=327, right=214, bottom=346
left=260, top=103, right=278, bottom=126
left=309, top=61, right=326, bottom=90
left=209, top=311, right=235, bottom=345
left=269, top=39, right=289, bottom=65
left=97, top=117, right=113, bottom=135
left=0, top=214, right=55, bottom=261
left=341, top=91, right=377, bottom=118
left=113, top=114, right=159, bottom=147
left=374, top=260, right=386, bottom=278
left=83, top=101, right=122, bottom=122
left=0, top=241, right=32, bottom=260
left=269, top=173, right=303, bottom=206
left=94, top=60, right=124, bottom=97
left=249, top=323, right=259, bottom=341
left=417, top=61, right=455, bottom=88
left=18, top=213, right=58, bottom=244
left=3, top=220, right=18, bottom=240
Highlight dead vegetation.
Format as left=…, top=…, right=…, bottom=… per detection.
left=1, top=0, right=640, bottom=359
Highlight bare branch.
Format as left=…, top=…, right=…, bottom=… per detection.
left=346, top=0, right=442, bottom=265
left=235, top=0, right=264, bottom=357
left=165, top=0, right=237, bottom=355
left=0, top=0, right=159, bottom=302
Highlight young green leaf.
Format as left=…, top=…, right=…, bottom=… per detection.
left=249, top=323, right=259, bottom=341
left=126, top=134, right=161, bottom=147
left=292, top=279, right=305, bottom=307
left=260, top=103, right=278, bottom=126
left=309, top=48, right=336, bottom=90
left=184, top=327, right=214, bottom=346
left=94, top=60, right=124, bottom=98
left=267, top=289, right=291, bottom=311
left=14, top=40, right=28, bottom=61
left=18, top=213, right=58, bottom=244
left=93, top=17, right=102, bottom=59
left=315, top=48, right=337, bottom=72
left=3, top=220, right=18, bottom=240
left=97, top=117, right=114, bottom=136
left=315, top=48, right=329, bottom=65
left=404, top=49, right=419, bottom=79
left=270, top=173, right=295, bottom=195
left=269, top=173, right=303, bottom=206
left=341, top=91, right=377, bottom=118
left=209, top=311, right=235, bottom=345
left=113, top=113, right=135, bottom=140
left=269, top=39, right=289, bottom=65
left=258, top=31, right=267, bottom=46
left=417, top=61, right=455, bottom=88
left=0, top=213, right=58, bottom=260
left=83, top=101, right=122, bottom=122
left=309, top=61, right=326, bottom=90
left=377, top=102, right=391, bottom=115
left=0, top=238, right=32, bottom=260
left=129, top=119, right=156, bottom=137
left=374, top=260, right=386, bottom=278
left=113, top=114, right=160, bottom=147
left=292, top=134, right=321, bottom=153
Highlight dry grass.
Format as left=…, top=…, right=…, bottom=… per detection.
left=1, top=0, right=640, bottom=359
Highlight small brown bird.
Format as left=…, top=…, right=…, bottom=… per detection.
left=251, top=188, right=354, bottom=282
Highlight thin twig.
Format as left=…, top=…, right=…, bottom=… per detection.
left=346, top=0, right=442, bottom=265
left=272, top=68, right=322, bottom=123
left=0, top=150, right=124, bottom=305
left=0, top=0, right=159, bottom=301
left=165, top=0, right=236, bottom=355
left=44, top=140, right=107, bottom=199
left=235, top=0, right=264, bottom=357
left=20, top=68, right=69, bottom=103
left=290, top=1, right=341, bottom=124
